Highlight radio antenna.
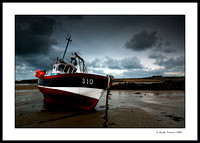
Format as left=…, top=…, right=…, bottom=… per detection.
left=62, top=20, right=75, bottom=61
left=62, top=35, right=72, bottom=61
left=67, top=21, right=74, bottom=36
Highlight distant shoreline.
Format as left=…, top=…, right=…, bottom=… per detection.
left=110, top=80, right=184, bottom=90
left=15, top=79, right=38, bottom=84
left=111, top=76, right=185, bottom=90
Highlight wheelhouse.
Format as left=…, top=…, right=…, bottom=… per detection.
left=51, top=60, right=77, bottom=76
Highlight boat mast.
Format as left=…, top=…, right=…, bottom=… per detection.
left=62, top=35, right=72, bottom=61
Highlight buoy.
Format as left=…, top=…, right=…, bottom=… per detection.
left=35, top=69, right=45, bottom=78
left=39, top=71, right=45, bottom=78
left=35, top=69, right=41, bottom=77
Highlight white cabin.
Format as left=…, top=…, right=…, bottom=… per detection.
left=51, top=60, right=77, bottom=76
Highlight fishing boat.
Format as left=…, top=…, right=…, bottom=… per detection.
left=35, top=35, right=113, bottom=110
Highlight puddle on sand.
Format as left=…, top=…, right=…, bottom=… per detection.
left=97, top=90, right=184, bottom=116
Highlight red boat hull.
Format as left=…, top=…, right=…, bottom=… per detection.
left=38, top=73, right=109, bottom=110
left=38, top=86, right=99, bottom=110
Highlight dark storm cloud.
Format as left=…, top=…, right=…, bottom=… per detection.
left=148, top=53, right=166, bottom=60
left=125, top=31, right=158, bottom=51
left=15, top=15, right=85, bottom=79
left=156, top=41, right=163, bottom=49
left=16, top=16, right=58, bottom=56
left=53, top=15, right=83, bottom=32
left=165, top=41, right=171, bottom=46
left=16, top=55, right=53, bottom=71
left=163, top=48, right=176, bottom=53
left=67, top=15, right=83, bottom=20
left=154, top=56, right=184, bottom=69
left=14, top=15, right=185, bottom=80
left=160, top=41, right=176, bottom=53
left=54, top=15, right=83, bottom=21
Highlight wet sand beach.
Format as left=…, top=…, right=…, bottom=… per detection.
left=15, top=84, right=185, bottom=128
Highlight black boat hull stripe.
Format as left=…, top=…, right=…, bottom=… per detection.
left=38, top=75, right=108, bottom=89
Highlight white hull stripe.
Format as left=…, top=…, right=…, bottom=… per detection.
left=38, top=85, right=104, bottom=100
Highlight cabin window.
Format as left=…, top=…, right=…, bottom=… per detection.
left=63, top=65, right=77, bottom=73
left=57, top=65, right=65, bottom=71
left=72, top=68, right=77, bottom=73
left=64, top=65, right=70, bottom=72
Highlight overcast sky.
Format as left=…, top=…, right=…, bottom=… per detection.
left=15, top=15, right=185, bottom=80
